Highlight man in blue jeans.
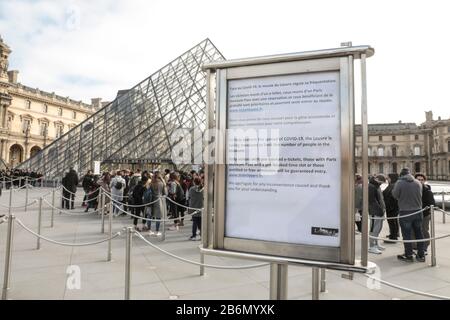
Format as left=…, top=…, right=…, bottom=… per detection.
left=392, top=168, right=425, bottom=262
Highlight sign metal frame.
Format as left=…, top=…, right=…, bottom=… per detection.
left=202, top=46, right=374, bottom=269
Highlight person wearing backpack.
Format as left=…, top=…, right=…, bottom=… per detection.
left=188, top=177, right=204, bottom=240
left=111, top=170, right=126, bottom=217
left=127, top=170, right=142, bottom=205
left=132, top=176, right=147, bottom=231
left=168, top=172, right=186, bottom=231
left=147, top=171, right=167, bottom=236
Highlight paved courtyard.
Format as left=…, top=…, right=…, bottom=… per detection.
left=1, top=186, right=450, bottom=300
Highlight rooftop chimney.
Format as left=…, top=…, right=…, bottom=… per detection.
left=91, top=98, right=102, bottom=109
left=425, top=111, right=433, bottom=122
left=7, top=70, right=18, bottom=84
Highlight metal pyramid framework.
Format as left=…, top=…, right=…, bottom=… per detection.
left=17, top=39, right=224, bottom=178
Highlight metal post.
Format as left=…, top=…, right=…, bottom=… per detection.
left=161, top=197, right=166, bottom=241
left=361, top=53, right=369, bottom=267
left=37, top=198, right=42, bottom=250
left=442, top=191, right=446, bottom=224
left=200, top=252, right=205, bottom=276
left=269, top=263, right=288, bottom=300
left=107, top=201, right=113, bottom=261
left=125, top=227, right=132, bottom=300
left=18, top=177, right=21, bottom=190
left=51, top=189, right=55, bottom=228
left=320, top=268, right=326, bottom=293
left=2, top=215, right=15, bottom=300
left=8, top=182, right=12, bottom=217
left=25, top=178, right=29, bottom=213
left=312, top=267, right=320, bottom=300
left=100, top=188, right=105, bottom=233
left=430, top=205, right=437, bottom=267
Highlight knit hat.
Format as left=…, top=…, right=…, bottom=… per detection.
left=400, top=168, right=410, bottom=176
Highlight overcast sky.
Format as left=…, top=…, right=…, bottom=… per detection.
left=0, top=0, right=449, bottom=124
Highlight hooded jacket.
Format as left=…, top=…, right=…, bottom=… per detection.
left=368, top=178, right=384, bottom=216
left=189, top=185, right=204, bottom=217
left=392, top=174, right=422, bottom=212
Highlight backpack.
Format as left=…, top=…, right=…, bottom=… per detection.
left=115, top=181, right=123, bottom=190
left=175, top=182, right=186, bottom=203
left=143, top=187, right=152, bottom=204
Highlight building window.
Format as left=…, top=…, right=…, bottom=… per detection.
left=379, top=136, right=383, bottom=142
left=415, top=134, right=419, bottom=140
left=379, top=162, right=384, bottom=173
left=415, top=162, right=421, bottom=173
left=448, top=140, right=450, bottom=152
left=368, top=162, right=371, bottom=174
left=25, top=100, right=31, bottom=109
left=448, top=126, right=450, bottom=133
left=56, top=125, right=64, bottom=138
left=40, top=122, right=48, bottom=136
left=43, top=104, right=48, bottom=113
left=22, top=119, right=31, bottom=133
left=355, top=148, right=358, bottom=157
left=368, top=147, right=371, bottom=157
left=58, top=107, right=63, bottom=116
left=378, top=147, right=384, bottom=157
left=392, top=162, right=398, bottom=173
left=392, top=136, right=396, bottom=141
left=72, top=111, right=77, bottom=119
left=414, top=146, right=421, bottom=156
left=392, top=146, right=397, bottom=157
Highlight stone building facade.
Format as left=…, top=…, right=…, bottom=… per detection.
left=355, top=111, right=450, bottom=180
left=0, top=35, right=106, bottom=168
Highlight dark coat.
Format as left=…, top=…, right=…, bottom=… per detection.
left=422, top=184, right=435, bottom=217
left=65, top=170, right=79, bottom=193
left=369, top=179, right=384, bottom=217
left=383, top=183, right=399, bottom=217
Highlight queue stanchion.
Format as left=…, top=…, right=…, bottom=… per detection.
left=107, top=201, right=113, bottom=261
left=51, top=188, right=55, bottom=228
left=161, top=197, right=167, bottom=241
left=8, top=180, right=13, bottom=217
left=200, top=251, right=205, bottom=276
left=312, top=267, right=320, bottom=300
left=320, top=268, right=326, bottom=293
left=18, top=177, right=22, bottom=190
left=1, top=215, right=15, bottom=300
left=442, top=191, right=446, bottom=224
left=37, top=198, right=42, bottom=250
left=430, top=205, right=437, bottom=267
left=24, top=177, right=29, bottom=213
left=100, top=189, right=105, bottom=234
left=269, top=263, right=288, bottom=300
left=125, top=227, right=133, bottom=300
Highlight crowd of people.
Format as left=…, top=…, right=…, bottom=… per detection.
left=61, top=167, right=205, bottom=241
left=0, top=169, right=44, bottom=189
left=355, top=168, right=435, bottom=262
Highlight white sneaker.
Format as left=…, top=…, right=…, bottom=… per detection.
left=149, top=231, right=155, bottom=236
left=168, top=225, right=179, bottom=231
left=377, top=245, right=386, bottom=251
left=194, top=236, right=201, bottom=241
left=369, top=246, right=382, bottom=254
left=156, top=232, right=162, bottom=237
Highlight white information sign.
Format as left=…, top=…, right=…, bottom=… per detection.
left=94, top=161, right=101, bottom=175
left=226, top=71, right=341, bottom=247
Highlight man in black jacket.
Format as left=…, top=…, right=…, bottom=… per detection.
left=64, top=168, right=79, bottom=209
left=414, top=173, right=435, bottom=253
left=383, top=173, right=399, bottom=242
